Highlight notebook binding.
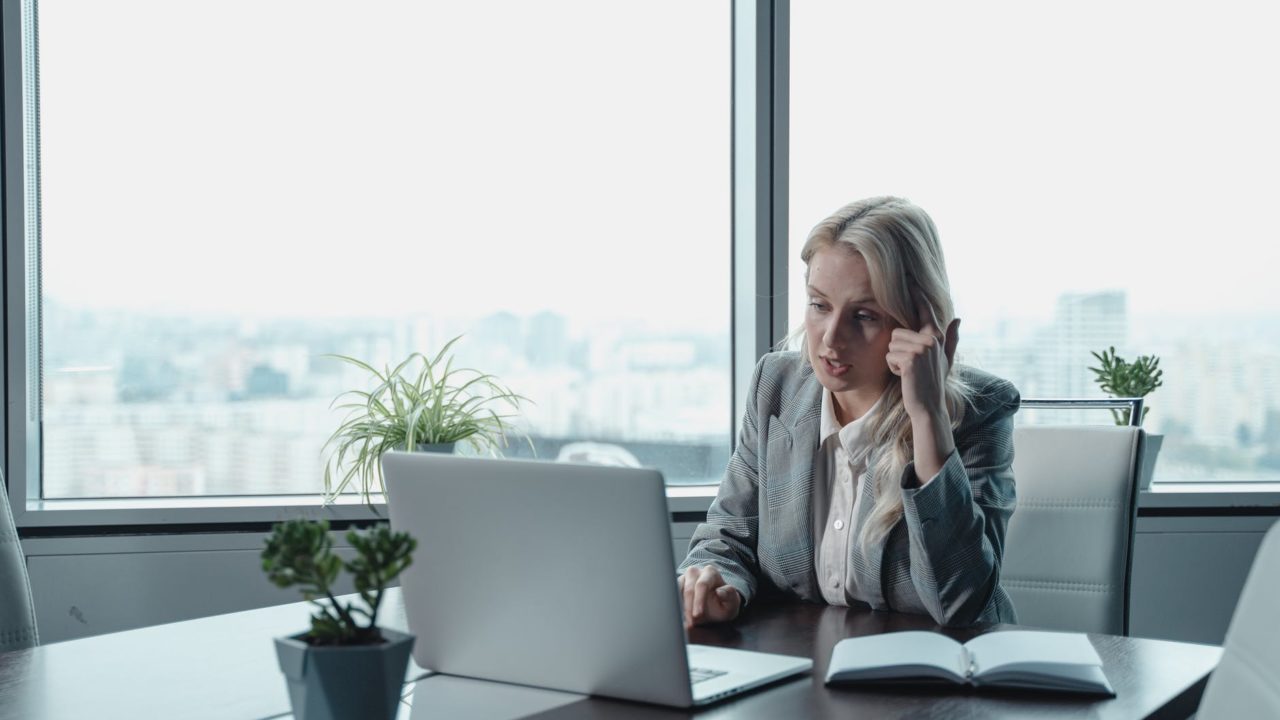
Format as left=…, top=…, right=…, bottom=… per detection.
left=961, top=647, right=977, bottom=682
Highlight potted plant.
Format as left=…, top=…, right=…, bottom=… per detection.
left=1089, top=346, right=1165, bottom=489
left=263, top=519, right=417, bottom=720
left=321, top=335, right=528, bottom=504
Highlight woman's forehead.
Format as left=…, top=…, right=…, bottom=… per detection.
left=808, top=247, right=877, bottom=302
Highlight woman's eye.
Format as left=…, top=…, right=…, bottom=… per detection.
left=809, top=301, right=827, bottom=312
left=856, top=313, right=877, bottom=323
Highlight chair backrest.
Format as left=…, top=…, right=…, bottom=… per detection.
left=1197, top=520, right=1280, bottom=719
left=1003, top=424, right=1142, bottom=635
left=1, top=472, right=39, bottom=651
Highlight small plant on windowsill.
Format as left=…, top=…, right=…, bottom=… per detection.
left=262, top=518, right=417, bottom=720
left=321, top=335, right=530, bottom=505
left=1089, top=346, right=1165, bottom=489
left=1088, top=346, right=1164, bottom=426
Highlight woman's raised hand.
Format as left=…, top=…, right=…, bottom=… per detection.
left=887, top=298, right=960, bottom=483
left=886, top=299, right=960, bottom=422
left=678, top=564, right=742, bottom=629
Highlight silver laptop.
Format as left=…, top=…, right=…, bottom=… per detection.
left=383, top=451, right=813, bottom=708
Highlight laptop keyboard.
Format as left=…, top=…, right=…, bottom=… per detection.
left=690, top=667, right=729, bottom=684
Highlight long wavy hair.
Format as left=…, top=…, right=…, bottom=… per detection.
left=787, top=196, right=976, bottom=551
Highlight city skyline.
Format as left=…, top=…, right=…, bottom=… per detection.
left=38, top=288, right=1280, bottom=499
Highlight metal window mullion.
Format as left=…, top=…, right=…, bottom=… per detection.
left=3, top=0, right=41, bottom=522
left=731, top=0, right=788, bottom=444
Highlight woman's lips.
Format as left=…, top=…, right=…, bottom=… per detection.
left=821, top=356, right=849, bottom=377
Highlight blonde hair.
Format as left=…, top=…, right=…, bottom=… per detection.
left=788, top=196, right=975, bottom=551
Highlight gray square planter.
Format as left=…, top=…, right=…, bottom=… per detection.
left=275, top=627, right=415, bottom=720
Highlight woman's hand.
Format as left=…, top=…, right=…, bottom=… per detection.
left=887, top=299, right=960, bottom=421
left=678, top=564, right=742, bottom=629
left=886, top=299, right=959, bottom=483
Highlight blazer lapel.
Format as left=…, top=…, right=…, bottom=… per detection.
left=852, top=467, right=887, bottom=609
left=773, top=372, right=822, bottom=600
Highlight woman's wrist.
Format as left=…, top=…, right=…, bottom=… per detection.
left=909, top=410, right=955, bottom=485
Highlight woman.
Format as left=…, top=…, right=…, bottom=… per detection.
left=678, top=196, right=1019, bottom=628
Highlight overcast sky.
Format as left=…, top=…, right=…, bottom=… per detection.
left=35, top=1, right=1279, bottom=337
left=788, top=0, right=1280, bottom=334
left=38, top=1, right=730, bottom=330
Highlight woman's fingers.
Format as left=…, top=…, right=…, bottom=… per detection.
left=890, top=327, right=937, bottom=351
left=943, top=317, right=960, bottom=367
left=713, top=584, right=742, bottom=619
left=681, top=566, right=700, bottom=628
left=886, top=350, right=915, bottom=376
left=691, top=565, right=722, bottom=623
left=917, top=297, right=944, bottom=338
left=680, top=564, right=739, bottom=628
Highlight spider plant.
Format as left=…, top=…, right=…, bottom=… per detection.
left=321, top=336, right=528, bottom=505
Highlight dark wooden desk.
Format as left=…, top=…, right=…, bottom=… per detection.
left=513, top=601, right=1222, bottom=720
left=0, top=589, right=1220, bottom=720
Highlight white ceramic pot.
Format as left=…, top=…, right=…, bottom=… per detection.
left=1137, top=432, right=1163, bottom=490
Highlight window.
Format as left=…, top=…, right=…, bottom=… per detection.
left=789, top=0, right=1280, bottom=482
left=22, top=1, right=732, bottom=498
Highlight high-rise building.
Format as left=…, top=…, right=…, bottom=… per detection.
left=1040, top=291, right=1128, bottom=424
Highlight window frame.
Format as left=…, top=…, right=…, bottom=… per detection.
left=12, top=0, right=1272, bottom=533
left=2, top=0, right=793, bottom=530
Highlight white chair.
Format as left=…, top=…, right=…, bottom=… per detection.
left=1196, top=520, right=1280, bottom=718
left=1002, top=404, right=1145, bottom=635
left=1, top=470, right=39, bottom=651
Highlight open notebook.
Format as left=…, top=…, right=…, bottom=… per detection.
left=825, top=630, right=1115, bottom=696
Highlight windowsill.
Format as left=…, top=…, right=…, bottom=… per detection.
left=19, top=485, right=726, bottom=530
left=16, top=481, right=1278, bottom=531
left=1138, top=482, right=1280, bottom=512
left=18, top=493, right=387, bottom=529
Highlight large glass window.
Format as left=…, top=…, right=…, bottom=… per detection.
left=34, top=1, right=732, bottom=497
left=790, top=1, right=1280, bottom=482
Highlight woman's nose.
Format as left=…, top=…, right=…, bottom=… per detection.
left=822, top=317, right=847, bottom=350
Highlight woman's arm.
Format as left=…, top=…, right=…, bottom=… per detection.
left=887, top=304, right=1018, bottom=626
left=678, top=356, right=768, bottom=607
left=899, top=390, right=1018, bottom=626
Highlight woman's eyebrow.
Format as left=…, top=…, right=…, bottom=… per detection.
left=807, top=285, right=877, bottom=305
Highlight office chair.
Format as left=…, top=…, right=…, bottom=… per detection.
left=1001, top=399, right=1145, bottom=635
left=1196, top=519, right=1280, bottom=718
left=1, top=469, right=39, bottom=651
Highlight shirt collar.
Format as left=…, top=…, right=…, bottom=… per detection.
left=820, top=388, right=884, bottom=449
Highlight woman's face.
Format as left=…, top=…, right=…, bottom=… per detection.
left=803, top=246, right=895, bottom=395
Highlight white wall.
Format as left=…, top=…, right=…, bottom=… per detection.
left=1129, top=515, right=1277, bottom=645
left=23, top=531, right=361, bottom=643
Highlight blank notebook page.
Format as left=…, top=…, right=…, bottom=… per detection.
left=965, top=631, right=1102, bottom=675
left=828, top=631, right=966, bottom=679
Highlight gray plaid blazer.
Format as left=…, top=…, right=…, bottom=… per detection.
left=679, top=351, right=1019, bottom=627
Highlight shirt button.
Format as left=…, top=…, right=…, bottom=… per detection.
left=834, top=519, right=845, bottom=531
left=832, top=578, right=841, bottom=588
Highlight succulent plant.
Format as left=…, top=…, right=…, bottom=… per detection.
left=262, top=519, right=416, bottom=645
left=1089, top=346, right=1163, bottom=426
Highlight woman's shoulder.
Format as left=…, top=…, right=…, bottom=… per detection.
left=752, top=351, right=820, bottom=416
left=954, top=365, right=1022, bottom=425
left=755, top=350, right=813, bottom=386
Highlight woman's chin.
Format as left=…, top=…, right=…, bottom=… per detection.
left=815, top=367, right=854, bottom=392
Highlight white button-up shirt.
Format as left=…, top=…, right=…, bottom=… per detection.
left=814, top=389, right=881, bottom=606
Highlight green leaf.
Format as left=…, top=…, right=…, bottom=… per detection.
left=263, top=519, right=417, bottom=644
left=320, top=335, right=532, bottom=504
left=1088, top=346, right=1162, bottom=426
